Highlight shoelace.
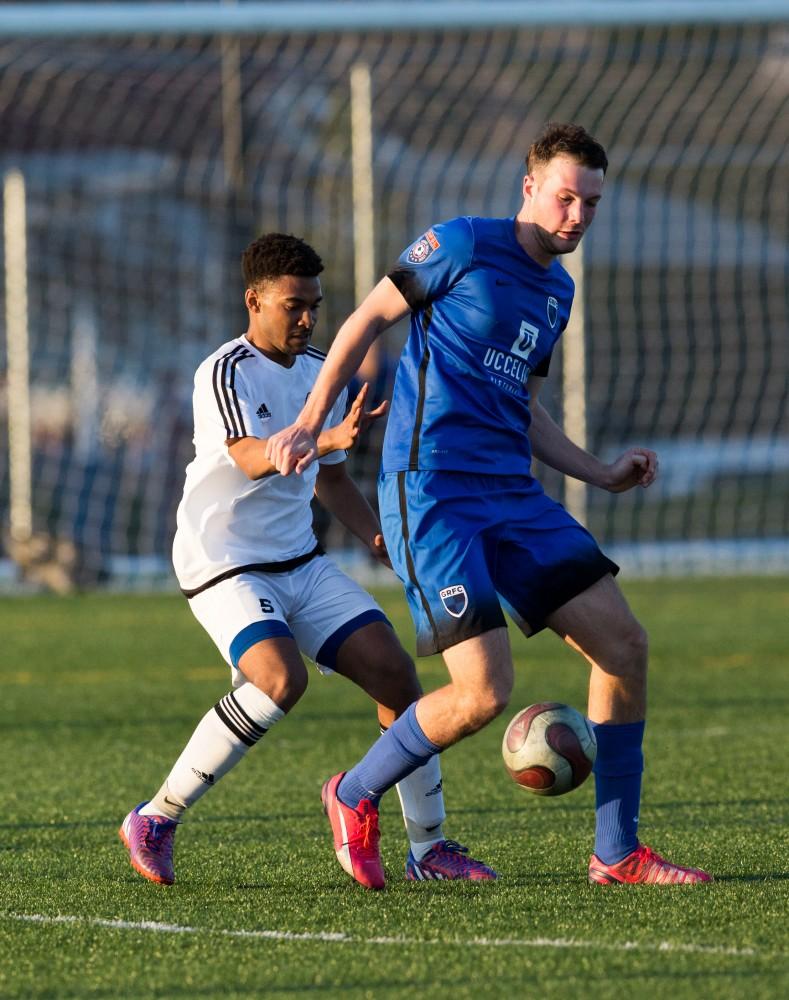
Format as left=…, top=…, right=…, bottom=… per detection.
left=593, top=845, right=705, bottom=884
left=359, top=813, right=379, bottom=850
left=635, top=846, right=685, bottom=884
left=141, top=818, right=174, bottom=855
left=336, top=795, right=381, bottom=853
left=435, top=840, right=469, bottom=856
left=427, top=841, right=472, bottom=873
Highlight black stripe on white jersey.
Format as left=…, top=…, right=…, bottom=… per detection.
left=212, top=345, right=243, bottom=436
left=227, top=350, right=252, bottom=435
left=305, top=346, right=326, bottom=360
left=212, top=345, right=253, bottom=437
left=214, top=692, right=268, bottom=748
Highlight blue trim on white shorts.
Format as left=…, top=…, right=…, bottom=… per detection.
left=315, top=609, right=389, bottom=670
left=229, top=620, right=294, bottom=668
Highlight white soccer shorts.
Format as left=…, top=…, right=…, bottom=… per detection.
left=187, top=555, right=387, bottom=684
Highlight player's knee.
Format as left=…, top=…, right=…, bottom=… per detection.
left=244, top=662, right=308, bottom=712
left=488, top=682, right=513, bottom=723
left=269, top=673, right=307, bottom=710
left=455, top=682, right=511, bottom=735
left=610, top=621, right=648, bottom=679
left=625, top=621, right=648, bottom=670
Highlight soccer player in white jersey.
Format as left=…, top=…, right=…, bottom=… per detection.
left=267, top=124, right=712, bottom=888
left=119, top=233, right=495, bottom=888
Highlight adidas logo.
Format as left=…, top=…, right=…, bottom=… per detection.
left=256, top=402, right=271, bottom=419
left=426, top=780, right=443, bottom=797
left=191, top=768, right=215, bottom=785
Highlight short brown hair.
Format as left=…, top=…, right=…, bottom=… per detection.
left=526, top=122, right=608, bottom=175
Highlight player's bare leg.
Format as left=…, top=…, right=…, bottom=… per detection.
left=546, top=574, right=710, bottom=884
left=333, top=621, right=421, bottom=716
left=415, top=627, right=514, bottom=746
left=236, top=638, right=310, bottom=712
left=546, top=573, right=647, bottom=725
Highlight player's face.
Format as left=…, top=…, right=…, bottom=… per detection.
left=245, top=275, right=323, bottom=365
left=521, top=155, right=604, bottom=263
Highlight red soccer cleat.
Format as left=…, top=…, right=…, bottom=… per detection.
left=321, top=772, right=385, bottom=890
left=588, top=843, right=712, bottom=885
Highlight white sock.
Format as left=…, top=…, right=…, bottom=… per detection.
left=395, top=753, right=446, bottom=857
left=140, top=683, right=284, bottom=821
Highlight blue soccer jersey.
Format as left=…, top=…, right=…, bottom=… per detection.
left=383, top=216, right=574, bottom=475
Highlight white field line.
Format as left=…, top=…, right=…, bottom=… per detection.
left=4, top=912, right=758, bottom=957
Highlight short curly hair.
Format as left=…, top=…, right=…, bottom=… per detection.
left=526, top=122, right=608, bottom=175
left=241, top=233, right=324, bottom=288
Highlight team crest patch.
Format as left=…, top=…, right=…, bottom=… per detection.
left=407, top=229, right=440, bottom=264
left=547, top=296, right=559, bottom=328
left=439, top=584, right=468, bottom=618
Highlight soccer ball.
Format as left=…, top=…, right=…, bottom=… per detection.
left=502, top=702, right=596, bottom=796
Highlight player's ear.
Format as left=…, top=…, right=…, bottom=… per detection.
left=245, top=287, right=260, bottom=312
left=522, top=172, right=536, bottom=200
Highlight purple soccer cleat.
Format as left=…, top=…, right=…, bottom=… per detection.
left=405, top=839, right=498, bottom=881
left=119, top=802, right=177, bottom=885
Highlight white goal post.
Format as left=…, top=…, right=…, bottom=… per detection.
left=1, top=1, right=787, bottom=588
left=0, top=3, right=785, bottom=35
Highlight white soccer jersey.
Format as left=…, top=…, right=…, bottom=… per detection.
left=172, top=335, right=348, bottom=594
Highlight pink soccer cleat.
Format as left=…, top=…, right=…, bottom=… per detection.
left=588, top=843, right=712, bottom=885
left=321, top=772, right=385, bottom=890
left=405, top=839, right=498, bottom=881
left=119, top=802, right=177, bottom=885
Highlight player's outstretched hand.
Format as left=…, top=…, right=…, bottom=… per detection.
left=266, top=424, right=318, bottom=476
left=603, top=446, right=658, bottom=492
left=340, top=382, right=389, bottom=451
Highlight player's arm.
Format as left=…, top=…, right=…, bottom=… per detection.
left=313, top=461, right=390, bottom=566
left=265, top=277, right=410, bottom=476
left=229, top=383, right=387, bottom=481
left=527, top=375, right=658, bottom=492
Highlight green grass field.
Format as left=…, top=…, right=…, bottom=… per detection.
left=1, top=578, right=788, bottom=999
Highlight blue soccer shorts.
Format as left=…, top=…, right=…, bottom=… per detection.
left=378, top=470, right=619, bottom=657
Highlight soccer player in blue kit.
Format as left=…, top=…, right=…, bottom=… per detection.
left=267, top=123, right=712, bottom=887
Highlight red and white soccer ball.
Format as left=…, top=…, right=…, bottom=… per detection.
left=502, top=702, right=597, bottom=796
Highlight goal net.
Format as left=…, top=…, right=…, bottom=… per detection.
left=1, top=3, right=787, bottom=588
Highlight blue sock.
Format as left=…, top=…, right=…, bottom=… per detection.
left=338, top=703, right=441, bottom=809
left=592, top=720, right=645, bottom=865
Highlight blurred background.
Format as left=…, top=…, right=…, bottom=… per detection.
left=0, top=0, right=787, bottom=592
